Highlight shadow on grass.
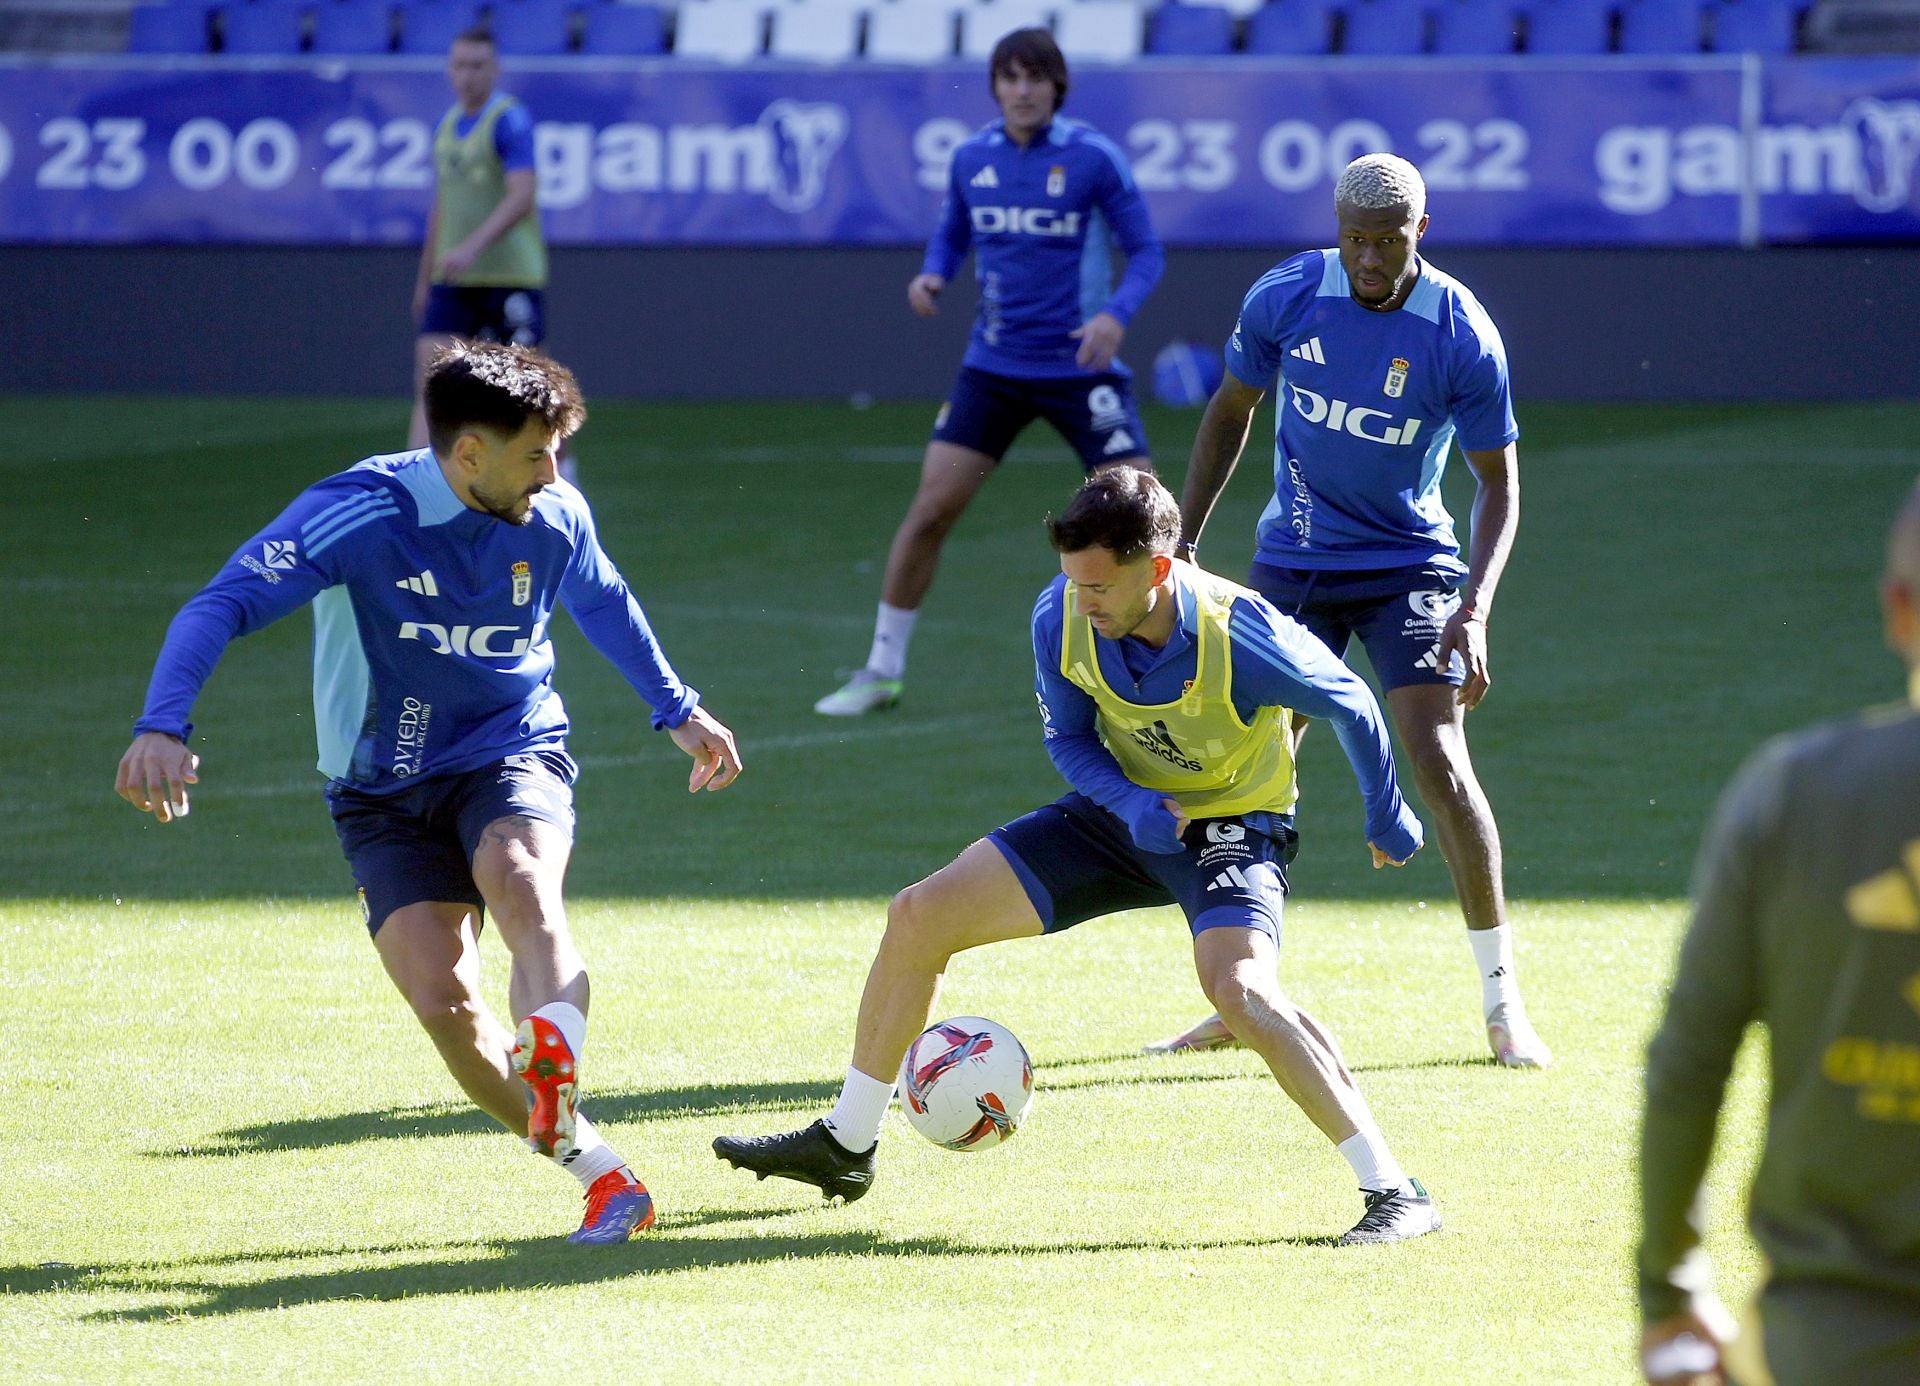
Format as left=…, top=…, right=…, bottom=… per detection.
left=160, top=1051, right=1488, bottom=1159
left=10, top=1225, right=1345, bottom=1321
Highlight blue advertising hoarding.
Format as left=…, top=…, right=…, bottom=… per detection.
left=0, top=56, right=1916, bottom=246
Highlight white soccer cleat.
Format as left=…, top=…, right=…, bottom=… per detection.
left=1142, top=1012, right=1240, bottom=1054
left=1485, top=1001, right=1553, bottom=1069
left=813, top=670, right=903, bottom=717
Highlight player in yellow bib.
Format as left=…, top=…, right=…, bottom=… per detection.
left=407, top=32, right=555, bottom=462
left=717, top=469, right=1441, bottom=1243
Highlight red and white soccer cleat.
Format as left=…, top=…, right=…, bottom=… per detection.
left=569, top=1168, right=656, bottom=1244
left=512, top=1015, right=580, bottom=1158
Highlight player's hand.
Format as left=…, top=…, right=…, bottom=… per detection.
left=668, top=707, right=743, bottom=793
left=1640, top=1306, right=1733, bottom=1385
left=439, top=241, right=480, bottom=282
left=1439, top=606, right=1491, bottom=709
left=1071, top=312, right=1125, bottom=372
left=1369, top=842, right=1417, bottom=869
left=115, top=732, right=200, bottom=824
left=1161, top=796, right=1191, bottom=842
left=908, top=273, right=945, bottom=317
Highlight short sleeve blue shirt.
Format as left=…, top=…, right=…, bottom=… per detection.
left=1225, top=250, right=1518, bottom=573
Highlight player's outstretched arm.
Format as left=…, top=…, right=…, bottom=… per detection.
left=1180, top=375, right=1266, bottom=556
left=115, top=732, right=201, bottom=824
left=667, top=706, right=743, bottom=793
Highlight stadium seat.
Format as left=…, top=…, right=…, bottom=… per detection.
left=1243, top=0, right=1337, bottom=53
left=1145, top=1, right=1235, bottom=53
left=1709, top=0, right=1796, bottom=52
left=127, top=1, right=214, bottom=52
left=579, top=0, right=666, bottom=52
left=674, top=0, right=767, bottom=59
left=1056, top=0, right=1142, bottom=59
left=397, top=2, right=481, bottom=53
left=488, top=0, right=576, bottom=54
left=960, top=0, right=1055, bottom=60
left=309, top=0, right=392, bottom=53
left=1521, top=0, right=1611, bottom=53
left=1341, top=0, right=1430, bottom=53
left=866, top=1, right=957, bottom=58
left=1431, top=0, right=1520, bottom=53
left=220, top=0, right=307, bottom=52
left=1617, top=0, right=1702, bottom=51
left=768, top=0, right=863, bottom=59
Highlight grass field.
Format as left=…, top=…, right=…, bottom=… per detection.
left=5, top=394, right=1917, bottom=1382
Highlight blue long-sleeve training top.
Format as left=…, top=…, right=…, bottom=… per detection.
left=1030, top=570, right=1418, bottom=860
left=135, top=449, right=698, bottom=794
left=923, top=116, right=1165, bottom=379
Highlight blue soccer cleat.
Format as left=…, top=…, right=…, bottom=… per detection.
left=568, top=1169, right=656, bottom=1244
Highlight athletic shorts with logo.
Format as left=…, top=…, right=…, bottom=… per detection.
left=933, top=365, right=1149, bottom=467
left=988, top=792, right=1298, bottom=941
left=420, top=285, right=546, bottom=347
left=1250, top=562, right=1467, bottom=692
left=327, top=750, right=577, bottom=935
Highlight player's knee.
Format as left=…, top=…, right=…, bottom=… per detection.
left=1201, top=959, right=1285, bottom=1030
left=884, top=882, right=965, bottom=961
left=404, top=978, right=484, bottom=1036
left=901, top=496, right=967, bottom=545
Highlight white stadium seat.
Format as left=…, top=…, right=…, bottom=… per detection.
left=1055, top=0, right=1140, bottom=59
left=769, top=0, right=864, bottom=59
left=959, top=0, right=1055, bottom=59
left=866, top=2, right=958, bottom=60
left=674, top=0, right=768, bottom=60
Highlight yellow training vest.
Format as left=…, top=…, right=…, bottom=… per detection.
left=432, top=97, right=548, bottom=288
left=1060, top=564, right=1299, bottom=817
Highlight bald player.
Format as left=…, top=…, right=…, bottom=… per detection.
left=1637, top=483, right=1920, bottom=1385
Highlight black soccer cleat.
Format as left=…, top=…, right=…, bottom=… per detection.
left=712, top=1120, right=878, bottom=1204
left=1338, top=1179, right=1442, bottom=1245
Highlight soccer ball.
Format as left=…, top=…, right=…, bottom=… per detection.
left=898, top=1016, right=1034, bottom=1151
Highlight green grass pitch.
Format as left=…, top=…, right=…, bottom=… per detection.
left=4, top=394, right=1916, bottom=1382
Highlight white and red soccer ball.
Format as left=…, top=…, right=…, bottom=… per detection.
left=898, top=1016, right=1034, bottom=1151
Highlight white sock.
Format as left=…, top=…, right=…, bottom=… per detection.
left=866, top=603, right=917, bottom=681
left=555, top=1112, right=626, bottom=1187
left=1337, top=1127, right=1411, bottom=1196
left=1468, top=925, right=1521, bottom=1017
left=822, top=1066, right=895, bottom=1152
left=530, top=1001, right=587, bottom=1061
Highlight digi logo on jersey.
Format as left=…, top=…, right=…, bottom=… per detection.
left=398, top=622, right=537, bottom=659
left=969, top=206, right=1084, bottom=237
left=1286, top=384, right=1425, bottom=446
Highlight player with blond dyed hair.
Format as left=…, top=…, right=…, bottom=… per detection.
left=1155, top=153, right=1551, bottom=1069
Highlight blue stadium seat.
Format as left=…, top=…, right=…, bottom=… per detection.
left=1146, top=2, right=1236, bottom=54
left=489, top=0, right=576, bottom=54
left=220, top=0, right=307, bottom=52
left=1243, top=0, right=1336, bottom=54
left=579, top=1, right=666, bottom=53
left=397, top=1, right=481, bottom=53
left=127, top=2, right=213, bottom=51
left=1522, top=0, right=1610, bottom=53
left=1709, top=0, right=1796, bottom=53
left=309, top=0, right=392, bottom=53
left=1431, top=0, right=1519, bottom=53
left=1341, top=0, right=1429, bottom=54
left=1617, top=0, right=1701, bottom=52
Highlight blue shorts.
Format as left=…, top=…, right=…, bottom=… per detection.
left=1250, top=562, right=1467, bottom=693
left=932, top=366, right=1150, bottom=468
left=326, top=751, right=577, bottom=936
left=988, top=793, right=1298, bottom=942
left=420, top=285, right=546, bottom=347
